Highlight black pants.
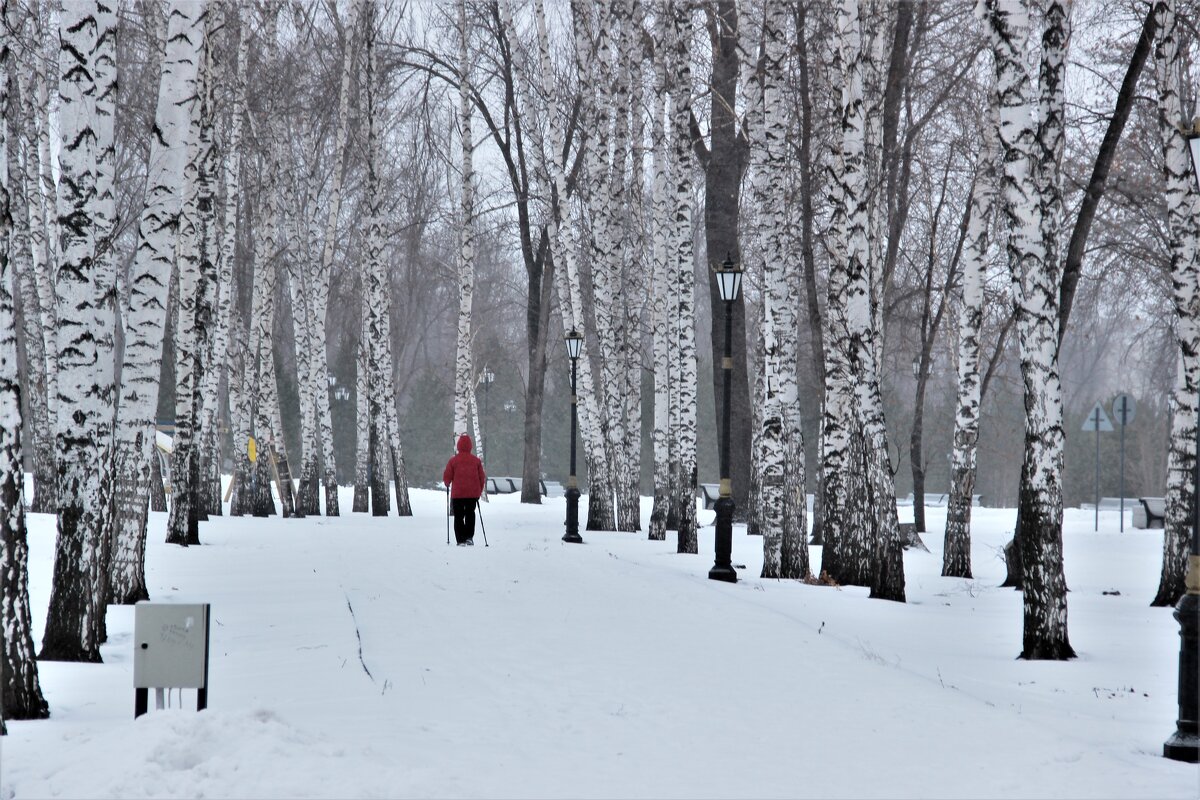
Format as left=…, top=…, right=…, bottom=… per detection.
left=452, top=498, right=478, bottom=544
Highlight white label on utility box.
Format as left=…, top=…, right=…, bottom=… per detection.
left=134, top=603, right=209, bottom=689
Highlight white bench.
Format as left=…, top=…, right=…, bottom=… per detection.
left=1133, top=497, right=1165, bottom=529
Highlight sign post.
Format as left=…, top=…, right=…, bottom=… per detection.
left=1112, top=394, right=1136, bottom=532
left=1082, top=402, right=1113, bottom=531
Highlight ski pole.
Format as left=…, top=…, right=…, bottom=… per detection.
left=476, top=500, right=489, bottom=547
left=446, top=487, right=451, bottom=545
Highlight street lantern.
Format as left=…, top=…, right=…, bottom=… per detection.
left=710, top=254, right=740, bottom=583
left=1163, top=121, right=1200, bottom=763
left=563, top=329, right=584, bottom=544
left=480, top=368, right=496, bottom=463
left=714, top=253, right=743, bottom=302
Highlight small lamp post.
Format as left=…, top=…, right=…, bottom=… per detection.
left=481, top=368, right=495, bottom=461
left=563, top=329, right=584, bottom=544
left=710, top=254, right=741, bottom=583
left=912, top=356, right=920, bottom=380
left=1164, top=122, right=1200, bottom=763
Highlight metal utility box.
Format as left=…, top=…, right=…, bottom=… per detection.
left=133, top=602, right=210, bottom=717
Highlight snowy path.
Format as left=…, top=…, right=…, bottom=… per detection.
left=2, top=487, right=1195, bottom=798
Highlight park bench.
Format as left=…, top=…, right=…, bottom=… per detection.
left=486, top=477, right=519, bottom=494
left=539, top=480, right=564, bottom=498
left=1133, top=497, right=1165, bottom=529
left=699, top=483, right=720, bottom=510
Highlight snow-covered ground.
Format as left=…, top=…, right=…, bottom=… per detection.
left=2, top=483, right=1196, bottom=799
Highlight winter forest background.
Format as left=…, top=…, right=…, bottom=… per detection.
left=3, top=0, right=1200, bottom=747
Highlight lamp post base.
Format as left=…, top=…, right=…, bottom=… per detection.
left=563, top=486, right=583, bottom=544
left=709, top=495, right=737, bottom=583
left=1164, top=590, right=1199, bottom=763
left=1163, top=731, right=1199, bottom=763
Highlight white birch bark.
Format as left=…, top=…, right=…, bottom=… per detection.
left=363, top=0, right=389, bottom=516
left=0, top=0, right=49, bottom=720
left=944, top=103, right=999, bottom=580
left=839, top=0, right=904, bottom=601
left=986, top=0, right=1073, bottom=658
left=647, top=21, right=672, bottom=541
left=247, top=5, right=292, bottom=518
left=10, top=63, right=55, bottom=515
left=1153, top=0, right=1200, bottom=607
left=109, top=0, right=204, bottom=601
left=671, top=0, right=699, bottom=554
left=569, top=0, right=617, bottom=533
left=168, top=5, right=217, bottom=545
left=312, top=2, right=358, bottom=516
left=452, top=0, right=476, bottom=449
left=199, top=6, right=246, bottom=519
left=40, top=0, right=108, bottom=661
left=755, top=1, right=808, bottom=580
left=352, top=310, right=370, bottom=513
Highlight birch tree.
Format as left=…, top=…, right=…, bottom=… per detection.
left=1, top=0, right=49, bottom=725
left=671, top=0, right=699, bottom=554
left=752, top=1, right=809, bottom=580
left=109, top=0, right=204, bottom=602
left=986, top=0, right=1074, bottom=659
left=309, top=1, right=358, bottom=517
left=647, top=10, right=673, bottom=543
left=1151, top=0, right=1200, bottom=608
left=944, top=105, right=999, bottom=580
left=167, top=4, right=218, bottom=545
left=12, top=62, right=54, bottom=515
left=452, top=0, right=476, bottom=450
left=199, top=6, right=247, bottom=519
left=817, top=0, right=876, bottom=590
left=40, top=0, right=111, bottom=662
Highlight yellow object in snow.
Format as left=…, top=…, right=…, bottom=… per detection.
left=247, top=436, right=257, bottom=464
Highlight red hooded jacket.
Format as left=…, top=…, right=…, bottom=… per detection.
left=443, top=435, right=486, bottom=499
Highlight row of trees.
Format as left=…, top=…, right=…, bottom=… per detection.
left=1, top=0, right=1197, bottom=730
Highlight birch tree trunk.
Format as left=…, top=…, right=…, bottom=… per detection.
left=820, top=0, right=870, bottom=589
left=353, top=320, right=369, bottom=513
left=312, top=2, right=358, bottom=517
left=944, top=107, right=999, bottom=579
left=248, top=6, right=290, bottom=519
left=452, top=0, right=476, bottom=451
left=1152, top=0, right=1200, bottom=608
left=199, top=6, right=246, bottom=519
left=671, top=0, right=699, bottom=554
left=40, top=0, right=110, bottom=662
left=362, top=0, right=390, bottom=516
left=987, top=0, right=1074, bottom=659
left=567, top=0, right=617, bottom=533
left=647, top=48, right=672, bottom=542
left=89, top=2, right=118, bottom=645
left=168, top=7, right=217, bottom=545
left=13, top=64, right=54, bottom=514
left=839, top=0, right=904, bottom=601
left=614, top=0, right=644, bottom=533
left=1, top=1, right=50, bottom=722
left=109, top=0, right=203, bottom=602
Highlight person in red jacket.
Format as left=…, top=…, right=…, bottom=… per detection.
left=443, top=434, right=486, bottom=546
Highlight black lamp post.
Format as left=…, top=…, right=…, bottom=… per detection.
left=481, top=367, right=495, bottom=460
left=709, top=254, right=741, bottom=583
left=563, top=329, right=584, bottom=544
left=1164, top=123, right=1200, bottom=763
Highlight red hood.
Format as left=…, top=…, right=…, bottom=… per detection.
left=457, top=434, right=473, bottom=454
